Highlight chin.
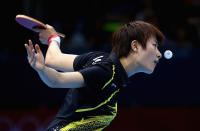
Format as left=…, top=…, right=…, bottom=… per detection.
left=140, top=65, right=155, bottom=74
left=143, top=68, right=154, bottom=74
left=144, top=70, right=153, bottom=74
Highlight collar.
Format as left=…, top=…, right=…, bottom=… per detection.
left=109, top=53, right=128, bottom=87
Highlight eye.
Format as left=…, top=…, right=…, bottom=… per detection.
left=153, top=43, right=158, bottom=48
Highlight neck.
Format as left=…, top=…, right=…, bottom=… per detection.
left=119, top=55, right=140, bottom=77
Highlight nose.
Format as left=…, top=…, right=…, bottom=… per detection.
left=157, top=49, right=162, bottom=59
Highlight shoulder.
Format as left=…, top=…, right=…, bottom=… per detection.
left=76, top=52, right=115, bottom=89
left=80, top=51, right=110, bottom=61
left=73, top=51, right=110, bottom=71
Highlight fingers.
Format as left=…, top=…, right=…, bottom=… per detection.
left=25, top=40, right=41, bottom=56
left=46, top=24, right=53, bottom=29
left=25, top=40, right=45, bottom=71
left=37, top=24, right=57, bottom=45
left=24, top=44, right=30, bottom=56
left=24, top=40, right=33, bottom=56
left=46, top=24, right=57, bottom=34
left=24, top=40, right=36, bottom=64
left=28, top=40, right=34, bottom=52
left=30, top=49, right=36, bottom=66
left=38, top=29, right=49, bottom=45
left=35, top=44, right=41, bottom=53
left=33, top=28, right=43, bottom=33
left=26, top=48, right=34, bottom=64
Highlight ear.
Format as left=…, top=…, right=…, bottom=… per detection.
left=130, top=40, right=138, bottom=52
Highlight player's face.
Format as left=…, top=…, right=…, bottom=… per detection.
left=137, top=36, right=162, bottom=74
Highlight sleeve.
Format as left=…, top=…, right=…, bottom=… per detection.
left=79, top=65, right=112, bottom=90
left=73, top=52, right=93, bottom=71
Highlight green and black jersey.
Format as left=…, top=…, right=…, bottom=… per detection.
left=47, top=52, right=128, bottom=131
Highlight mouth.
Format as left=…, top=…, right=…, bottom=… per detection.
left=154, top=60, right=159, bottom=65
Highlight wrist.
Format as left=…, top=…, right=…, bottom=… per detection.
left=48, top=34, right=61, bottom=46
left=35, top=64, right=46, bottom=73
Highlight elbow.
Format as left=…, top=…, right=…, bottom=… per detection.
left=48, top=85, right=57, bottom=88
left=46, top=81, right=60, bottom=88
left=45, top=54, right=57, bottom=67
left=44, top=81, right=56, bottom=88
left=46, top=82, right=56, bottom=88
left=45, top=57, right=53, bottom=67
left=46, top=74, right=62, bottom=88
left=45, top=50, right=61, bottom=67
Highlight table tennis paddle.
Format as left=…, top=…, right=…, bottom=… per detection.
left=15, top=14, right=65, bottom=38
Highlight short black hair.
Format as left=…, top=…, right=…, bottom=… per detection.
left=111, top=20, right=165, bottom=58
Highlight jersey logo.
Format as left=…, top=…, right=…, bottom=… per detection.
left=111, top=83, right=117, bottom=88
left=92, top=55, right=103, bottom=65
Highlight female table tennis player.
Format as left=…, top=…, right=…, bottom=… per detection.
left=24, top=20, right=165, bottom=131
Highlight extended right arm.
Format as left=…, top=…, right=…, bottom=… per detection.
left=45, top=41, right=78, bottom=72
left=38, top=25, right=78, bottom=72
